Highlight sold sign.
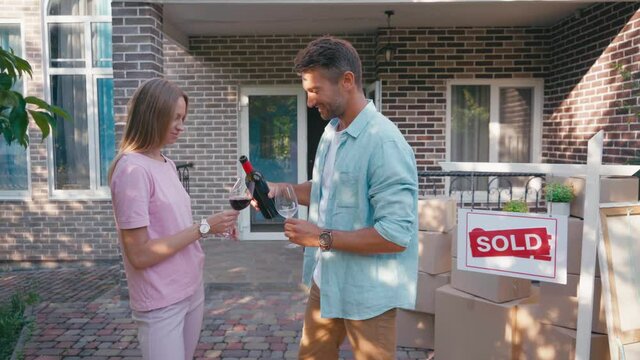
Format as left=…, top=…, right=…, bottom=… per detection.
left=457, top=209, right=568, bottom=284
left=468, top=227, right=552, bottom=261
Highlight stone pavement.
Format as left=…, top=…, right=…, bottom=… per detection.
left=2, top=240, right=434, bottom=359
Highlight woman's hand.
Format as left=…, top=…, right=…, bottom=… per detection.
left=206, top=210, right=239, bottom=234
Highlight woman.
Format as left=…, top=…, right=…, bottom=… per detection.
left=108, top=78, right=238, bottom=360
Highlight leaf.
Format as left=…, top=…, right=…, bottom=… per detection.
left=24, top=96, right=50, bottom=109
left=50, top=105, right=72, bottom=121
left=0, top=89, right=19, bottom=107
left=9, top=94, right=28, bottom=147
left=0, top=73, right=12, bottom=91
left=13, top=55, right=33, bottom=79
left=29, top=110, right=51, bottom=140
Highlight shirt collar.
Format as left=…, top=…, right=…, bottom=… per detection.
left=325, top=100, right=376, bottom=139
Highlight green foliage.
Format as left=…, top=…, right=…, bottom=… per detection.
left=612, top=63, right=640, bottom=122
left=545, top=182, right=575, bottom=203
left=0, top=47, right=71, bottom=148
left=451, top=88, right=490, bottom=131
left=0, top=290, right=39, bottom=360
left=502, top=199, right=529, bottom=213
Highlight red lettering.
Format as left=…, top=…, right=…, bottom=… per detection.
left=468, top=227, right=552, bottom=261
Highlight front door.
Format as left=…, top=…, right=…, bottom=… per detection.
left=238, top=86, right=307, bottom=240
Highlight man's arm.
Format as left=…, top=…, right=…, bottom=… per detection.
left=283, top=219, right=405, bottom=254
left=292, top=181, right=312, bottom=207
left=267, top=181, right=312, bottom=206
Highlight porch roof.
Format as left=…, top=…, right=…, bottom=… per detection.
left=161, top=0, right=605, bottom=47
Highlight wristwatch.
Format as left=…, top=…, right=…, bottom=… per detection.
left=198, top=218, right=210, bottom=238
left=319, top=230, right=333, bottom=251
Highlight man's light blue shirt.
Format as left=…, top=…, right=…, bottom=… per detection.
left=303, top=100, right=419, bottom=320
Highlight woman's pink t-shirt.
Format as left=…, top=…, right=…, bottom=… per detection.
left=110, top=152, right=204, bottom=312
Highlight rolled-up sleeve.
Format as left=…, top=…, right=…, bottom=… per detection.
left=368, top=139, right=418, bottom=248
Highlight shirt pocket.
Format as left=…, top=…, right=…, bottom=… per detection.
left=336, top=172, right=359, bottom=208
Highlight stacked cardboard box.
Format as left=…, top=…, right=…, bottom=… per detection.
left=513, top=177, right=636, bottom=359
left=435, top=285, right=539, bottom=359
left=397, top=197, right=456, bottom=350
left=549, top=176, right=639, bottom=218
left=537, top=270, right=608, bottom=334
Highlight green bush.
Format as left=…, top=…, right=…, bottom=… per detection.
left=502, top=200, right=529, bottom=213
left=545, top=182, right=575, bottom=203
left=0, top=291, right=39, bottom=360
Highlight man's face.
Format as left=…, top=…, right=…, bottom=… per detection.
left=301, top=68, right=346, bottom=121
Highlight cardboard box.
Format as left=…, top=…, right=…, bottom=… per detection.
left=451, top=225, right=458, bottom=257
left=538, top=273, right=607, bottom=334
left=418, top=197, right=457, bottom=232
left=624, top=342, right=640, bottom=359
left=521, top=324, right=610, bottom=360
left=434, top=285, right=537, bottom=360
left=451, top=258, right=532, bottom=303
left=418, top=231, right=452, bottom=274
left=567, top=217, right=600, bottom=275
left=396, top=309, right=434, bottom=349
left=551, top=176, right=639, bottom=218
left=415, top=271, right=450, bottom=314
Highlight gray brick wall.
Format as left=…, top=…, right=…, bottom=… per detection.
left=2, top=1, right=639, bottom=263
left=162, top=34, right=377, bottom=220
left=0, top=0, right=119, bottom=263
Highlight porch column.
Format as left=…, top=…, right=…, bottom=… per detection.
left=111, top=1, right=164, bottom=124
left=110, top=1, right=164, bottom=298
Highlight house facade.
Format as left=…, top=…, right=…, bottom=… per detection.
left=1, top=0, right=639, bottom=265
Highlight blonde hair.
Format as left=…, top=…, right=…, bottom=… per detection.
left=108, top=78, right=189, bottom=183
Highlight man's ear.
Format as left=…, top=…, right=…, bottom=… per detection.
left=341, top=71, right=356, bottom=90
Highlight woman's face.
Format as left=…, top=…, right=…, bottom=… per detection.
left=164, top=96, right=187, bottom=145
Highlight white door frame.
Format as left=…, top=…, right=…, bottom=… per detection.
left=238, top=85, right=308, bottom=240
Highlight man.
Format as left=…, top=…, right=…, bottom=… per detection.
left=272, top=36, right=418, bottom=359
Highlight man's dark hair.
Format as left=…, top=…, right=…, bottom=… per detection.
left=294, top=36, right=363, bottom=89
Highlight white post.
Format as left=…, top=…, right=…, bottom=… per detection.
left=575, top=130, right=603, bottom=360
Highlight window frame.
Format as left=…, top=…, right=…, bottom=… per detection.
left=0, top=20, right=32, bottom=201
left=42, top=1, right=113, bottom=200
left=445, top=78, right=544, bottom=200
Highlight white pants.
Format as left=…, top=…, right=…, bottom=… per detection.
left=132, top=284, right=205, bottom=360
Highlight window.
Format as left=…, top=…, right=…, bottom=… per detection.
left=45, top=0, right=114, bottom=198
left=447, top=79, right=543, bottom=192
left=0, top=22, right=30, bottom=199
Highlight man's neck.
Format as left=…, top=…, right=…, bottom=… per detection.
left=337, top=95, right=367, bottom=132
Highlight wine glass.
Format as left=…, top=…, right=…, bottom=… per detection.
left=275, top=184, right=299, bottom=248
left=219, top=178, right=254, bottom=239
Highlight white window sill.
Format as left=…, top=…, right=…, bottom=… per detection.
left=49, top=189, right=111, bottom=201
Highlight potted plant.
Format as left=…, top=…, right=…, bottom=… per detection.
left=545, top=182, right=574, bottom=216
left=502, top=199, right=529, bottom=213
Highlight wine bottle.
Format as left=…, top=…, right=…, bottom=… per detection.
left=239, top=156, right=279, bottom=219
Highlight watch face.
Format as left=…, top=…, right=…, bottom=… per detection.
left=199, top=224, right=210, bottom=234
left=319, top=232, right=331, bottom=245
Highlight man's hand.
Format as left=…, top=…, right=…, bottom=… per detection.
left=250, top=181, right=282, bottom=210
left=284, top=218, right=322, bottom=247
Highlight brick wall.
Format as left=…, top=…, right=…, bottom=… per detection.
left=0, top=0, right=120, bottom=264
left=162, top=34, right=377, bottom=217
left=544, top=2, right=640, bottom=164
left=3, top=1, right=639, bottom=263
left=376, top=27, right=548, bottom=192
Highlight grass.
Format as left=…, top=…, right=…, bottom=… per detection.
left=0, top=291, right=39, bottom=360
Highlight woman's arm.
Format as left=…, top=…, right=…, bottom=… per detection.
left=120, top=210, right=239, bottom=270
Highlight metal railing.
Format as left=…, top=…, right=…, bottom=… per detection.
left=176, top=162, right=194, bottom=194
left=418, top=171, right=547, bottom=212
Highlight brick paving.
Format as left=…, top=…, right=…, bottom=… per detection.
left=2, top=242, right=434, bottom=359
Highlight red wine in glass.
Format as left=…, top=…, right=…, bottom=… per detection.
left=229, top=197, right=251, bottom=210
